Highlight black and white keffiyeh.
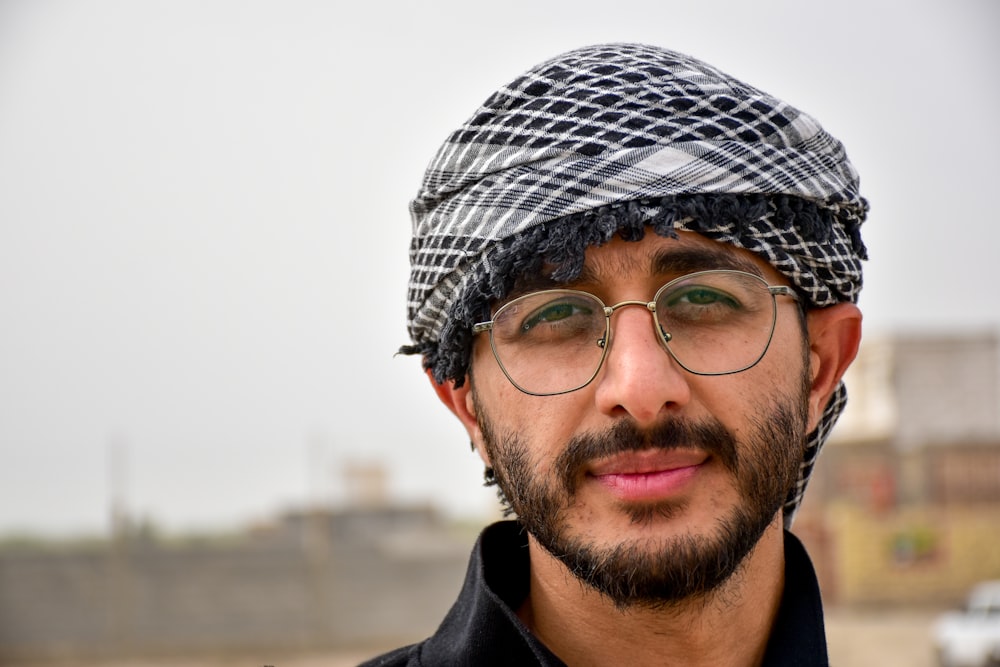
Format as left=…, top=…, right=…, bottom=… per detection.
left=401, top=43, right=868, bottom=525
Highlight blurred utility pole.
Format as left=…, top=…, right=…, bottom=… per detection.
left=106, top=436, right=132, bottom=654
left=306, top=433, right=335, bottom=643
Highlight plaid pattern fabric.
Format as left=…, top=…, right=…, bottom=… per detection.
left=404, top=43, right=868, bottom=526
left=408, top=43, right=866, bottom=349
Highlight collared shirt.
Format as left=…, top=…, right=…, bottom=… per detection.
left=361, top=520, right=829, bottom=666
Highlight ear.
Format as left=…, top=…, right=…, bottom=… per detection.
left=426, top=369, right=490, bottom=467
left=804, top=303, right=863, bottom=432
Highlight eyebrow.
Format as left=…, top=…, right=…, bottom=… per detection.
left=648, top=246, right=765, bottom=279
left=506, top=271, right=570, bottom=299
left=572, top=245, right=765, bottom=285
left=504, top=243, right=767, bottom=303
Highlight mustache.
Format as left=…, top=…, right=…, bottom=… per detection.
left=553, top=417, right=739, bottom=496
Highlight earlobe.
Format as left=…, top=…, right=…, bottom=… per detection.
left=805, top=303, right=863, bottom=431
left=426, top=369, right=489, bottom=464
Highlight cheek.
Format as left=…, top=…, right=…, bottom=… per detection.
left=700, top=332, right=808, bottom=435
left=500, top=394, right=588, bottom=448
left=472, top=338, right=584, bottom=431
left=475, top=376, right=591, bottom=464
left=763, top=314, right=810, bottom=385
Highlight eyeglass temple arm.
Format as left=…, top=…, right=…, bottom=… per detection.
left=769, top=286, right=800, bottom=302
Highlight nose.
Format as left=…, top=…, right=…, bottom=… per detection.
left=592, top=303, right=692, bottom=425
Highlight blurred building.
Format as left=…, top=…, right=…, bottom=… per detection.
left=795, top=331, right=1000, bottom=606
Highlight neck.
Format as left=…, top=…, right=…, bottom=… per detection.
left=518, top=517, right=786, bottom=667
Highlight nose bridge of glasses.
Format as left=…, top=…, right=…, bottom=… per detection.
left=602, top=299, right=666, bottom=347
left=605, top=299, right=656, bottom=316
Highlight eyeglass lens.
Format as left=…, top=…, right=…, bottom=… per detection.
left=487, top=270, right=778, bottom=395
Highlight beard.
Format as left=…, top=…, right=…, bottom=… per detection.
left=474, top=379, right=810, bottom=611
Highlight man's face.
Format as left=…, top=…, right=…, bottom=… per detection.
left=465, top=231, right=814, bottom=609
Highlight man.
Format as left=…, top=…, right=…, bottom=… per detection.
left=368, top=43, right=866, bottom=666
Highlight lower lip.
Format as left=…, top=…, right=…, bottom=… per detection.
left=592, top=464, right=702, bottom=501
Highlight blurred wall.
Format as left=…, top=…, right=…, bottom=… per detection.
left=0, top=507, right=472, bottom=661
left=829, top=504, right=1000, bottom=606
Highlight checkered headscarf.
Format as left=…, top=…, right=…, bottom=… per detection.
left=401, top=43, right=868, bottom=525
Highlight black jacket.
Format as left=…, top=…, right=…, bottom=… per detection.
left=361, top=521, right=828, bottom=666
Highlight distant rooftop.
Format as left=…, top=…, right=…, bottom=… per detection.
left=834, top=331, right=1000, bottom=447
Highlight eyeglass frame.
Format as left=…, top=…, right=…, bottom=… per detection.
left=471, top=269, right=802, bottom=396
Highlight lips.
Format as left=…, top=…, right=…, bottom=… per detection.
left=588, top=449, right=709, bottom=501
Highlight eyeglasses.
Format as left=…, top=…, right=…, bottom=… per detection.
left=472, top=269, right=800, bottom=396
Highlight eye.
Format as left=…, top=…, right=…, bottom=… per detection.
left=669, top=287, right=741, bottom=309
left=491, top=293, right=602, bottom=345
left=521, top=301, right=589, bottom=331
left=657, top=282, right=750, bottom=328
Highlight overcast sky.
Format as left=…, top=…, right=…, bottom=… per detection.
left=1, top=0, right=998, bottom=536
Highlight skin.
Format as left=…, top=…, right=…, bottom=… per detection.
left=432, top=231, right=862, bottom=667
